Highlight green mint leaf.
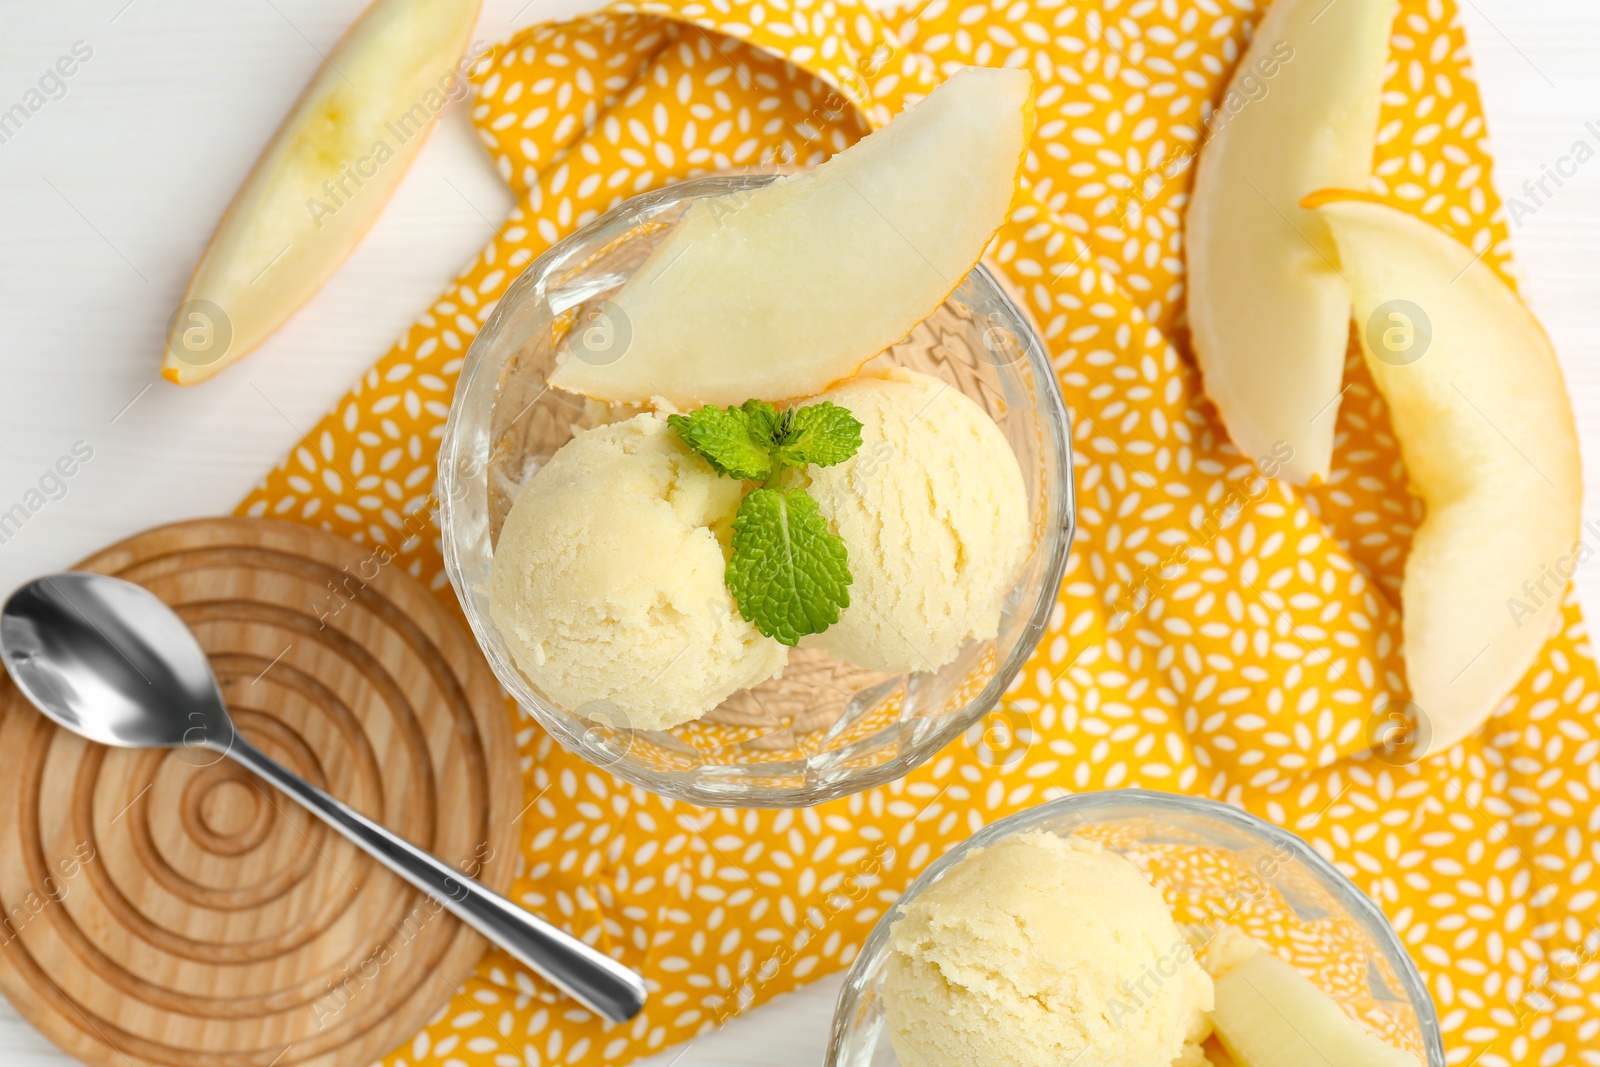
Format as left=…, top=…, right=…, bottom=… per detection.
left=770, top=401, right=863, bottom=469
left=667, top=404, right=775, bottom=480
left=726, top=487, right=851, bottom=646
left=737, top=399, right=785, bottom=445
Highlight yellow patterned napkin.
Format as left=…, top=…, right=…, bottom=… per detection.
left=238, top=1, right=1599, bottom=1063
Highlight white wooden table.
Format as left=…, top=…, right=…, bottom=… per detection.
left=1, top=1, right=1596, bottom=1064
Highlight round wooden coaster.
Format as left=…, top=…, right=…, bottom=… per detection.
left=0, top=518, right=520, bottom=1067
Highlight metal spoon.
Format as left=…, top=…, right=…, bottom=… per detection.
left=0, top=572, right=647, bottom=1023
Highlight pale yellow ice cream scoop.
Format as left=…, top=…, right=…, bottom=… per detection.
left=803, top=368, right=1028, bottom=673
left=489, top=413, right=787, bottom=730
left=883, top=831, right=1214, bottom=1067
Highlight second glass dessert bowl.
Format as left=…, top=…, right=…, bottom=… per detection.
left=440, top=174, right=1074, bottom=806
left=827, top=790, right=1447, bottom=1067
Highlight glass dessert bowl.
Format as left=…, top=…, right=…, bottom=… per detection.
left=438, top=173, right=1074, bottom=807
left=827, top=789, right=1446, bottom=1067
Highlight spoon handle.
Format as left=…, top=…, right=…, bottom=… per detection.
left=224, top=735, right=647, bottom=1022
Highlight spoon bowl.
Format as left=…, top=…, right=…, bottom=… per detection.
left=0, top=572, right=235, bottom=753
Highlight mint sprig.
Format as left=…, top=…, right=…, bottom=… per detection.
left=669, top=398, right=863, bottom=645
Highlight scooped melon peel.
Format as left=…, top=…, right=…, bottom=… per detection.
left=1308, top=191, right=1582, bottom=756
left=163, top=0, right=482, bottom=385
left=546, top=65, right=1034, bottom=408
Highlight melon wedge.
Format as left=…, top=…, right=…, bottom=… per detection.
left=163, top=0, right=481, bottom=385
left=1210, top=943, right=1422, bottom=1067
left=1309, top=192, right=1582, bottom=756
left=546, top=65, right=1033, bottom=407
left=1187, top=0, right=1396, bottom=483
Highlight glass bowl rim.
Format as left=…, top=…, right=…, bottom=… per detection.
left=439, top=172, right=1078, bottom=807
left=823, top=787, right=1447, bottom=1067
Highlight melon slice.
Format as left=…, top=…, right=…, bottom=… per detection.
left=1186, top=0, right=1397, bottom=483
left=1210, top=943, right=1423, bottom=1067
left=1308, top=192, right=1582, bottom=756
left=163, top=0, right=482, bottom=385
left=546, top=65, right=1033, bottom=407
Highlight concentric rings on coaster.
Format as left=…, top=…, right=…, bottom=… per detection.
left=0, top=518, right=519, bottom=1067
